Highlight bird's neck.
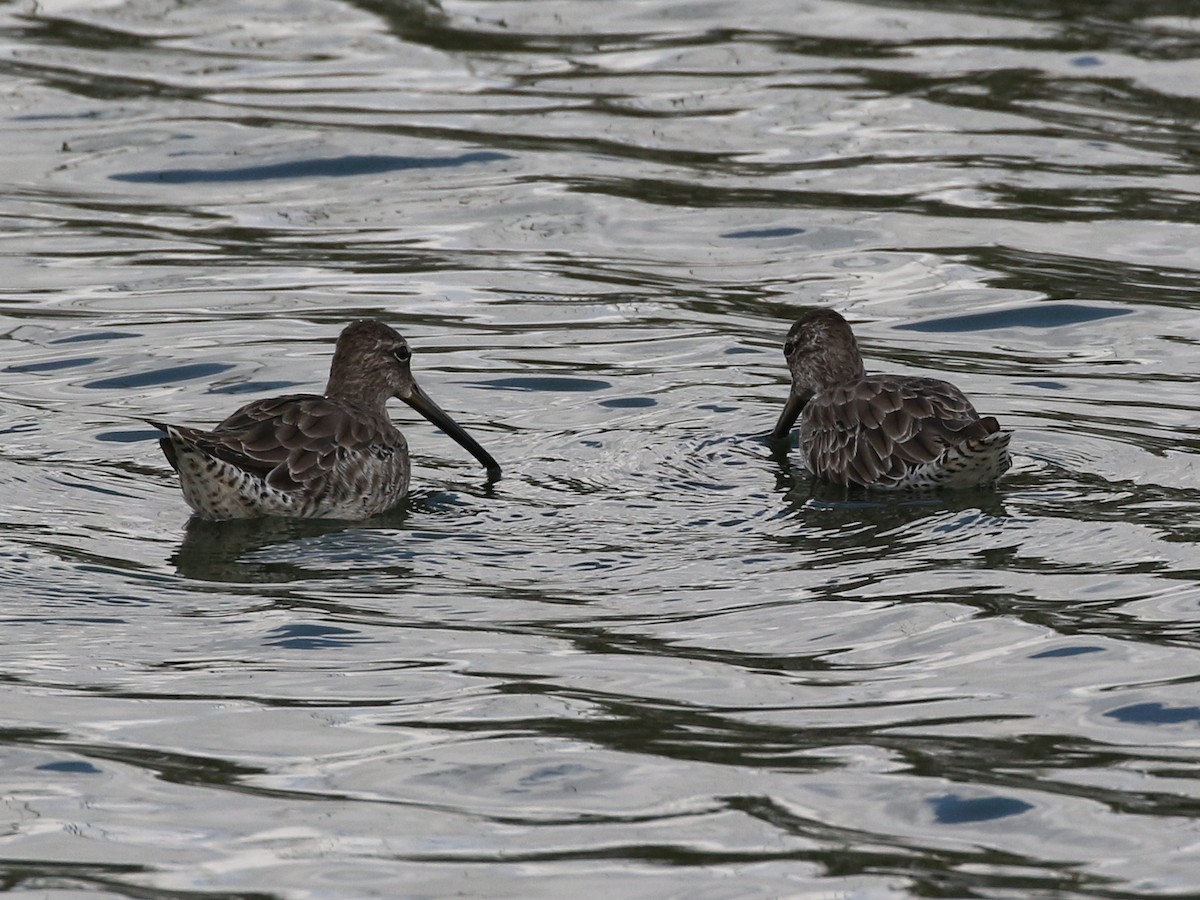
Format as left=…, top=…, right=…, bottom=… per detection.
left=324, top=371, right=390, bottom=416
left=810, top=349, right=866, bottom=390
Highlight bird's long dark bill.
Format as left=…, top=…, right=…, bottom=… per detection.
left=771, top=391, right=805, bottom=443
left=403, top=381, right=502, bottom=481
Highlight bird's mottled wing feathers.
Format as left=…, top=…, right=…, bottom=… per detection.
left=800, top=376, right=996, bottom=487
left=176, top=394, right=399, bottom=492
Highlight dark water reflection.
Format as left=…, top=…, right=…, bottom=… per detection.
left=1, top=0, right=1199, bottom=897
left=111, top=151, right=511, bottom=184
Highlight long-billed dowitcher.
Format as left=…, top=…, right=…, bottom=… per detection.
left=771, top=308, right=1011, bottom=490
left=149, top=319, right=501, bottom=519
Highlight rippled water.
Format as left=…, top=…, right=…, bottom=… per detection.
left=3, top=0, right=1200, bottom=896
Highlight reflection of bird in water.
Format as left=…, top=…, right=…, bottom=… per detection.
left=148, top=319, right=500, bottom=520
left=772, top=309, right=1011, bottom=490
left=170, top=513, right=414, bottom=585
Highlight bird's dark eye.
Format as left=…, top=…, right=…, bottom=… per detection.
left=783, top=340, right=796, bottom=357
left=394, top=345, right=411, bottom=362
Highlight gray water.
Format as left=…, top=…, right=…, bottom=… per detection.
left=2, top=0, right=1199, bottom=897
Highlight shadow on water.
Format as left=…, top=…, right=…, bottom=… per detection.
left=170, top=506, right=416, bottom=585
left=166, top=483, right=500, bottom=586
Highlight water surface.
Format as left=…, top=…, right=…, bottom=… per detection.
left=2, top=0, right=1199, bottom=897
